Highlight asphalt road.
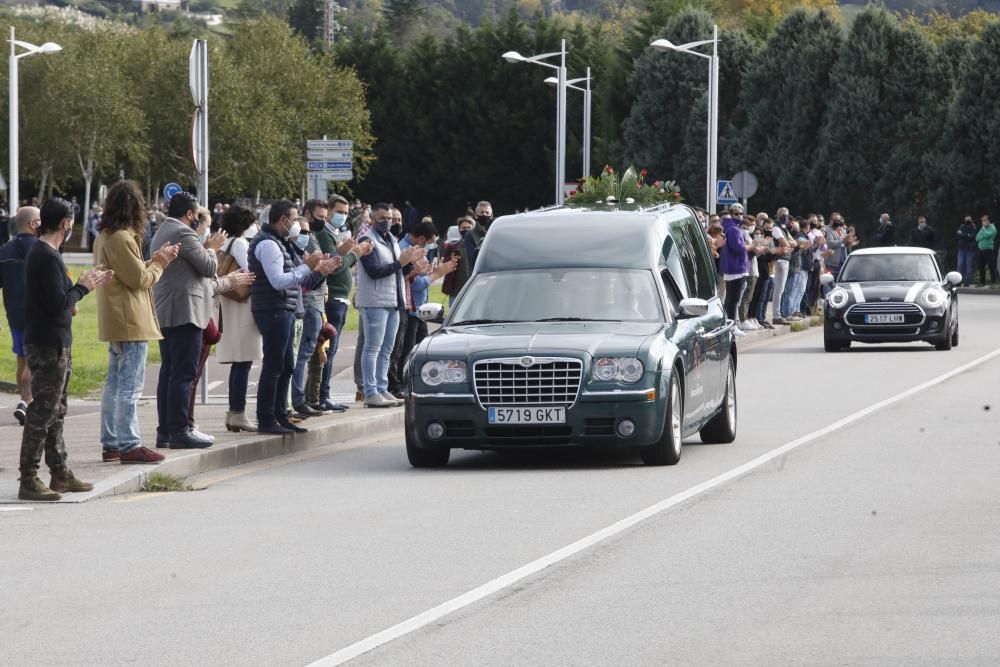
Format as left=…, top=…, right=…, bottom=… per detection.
left=2, top=296, right=999, bottom=666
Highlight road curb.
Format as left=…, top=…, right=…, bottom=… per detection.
left=58, top=409, right=405, bottom=503
left=957, top=287, right=1000, bottom=296
left=737, top=316, right=821, bottom=351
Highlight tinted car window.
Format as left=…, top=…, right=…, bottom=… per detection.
left=669, top=218, right=717, bottom=300
left=840, top=254, right=940, bottom=282
left=450, top=269, right=664, bottom=323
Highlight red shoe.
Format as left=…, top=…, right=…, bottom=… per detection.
left=102, top=450, right=121, bottom=462
left=120, top=446, right=166, bottom=465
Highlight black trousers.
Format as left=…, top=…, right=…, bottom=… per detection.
left=977, top=248, right=997, bottom=285
left=157, top=324, right=203, bottom=436
left=254, top=311, right=295, bottom=428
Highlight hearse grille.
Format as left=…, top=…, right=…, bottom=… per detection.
left=474, top=358, right=583, bottom=408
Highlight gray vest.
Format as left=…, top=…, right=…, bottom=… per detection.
left=355, top=230, right=403, bottom=309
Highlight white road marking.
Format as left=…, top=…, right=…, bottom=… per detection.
left=306, top=346, right=1000, bottom=667
left=0, top=507, right=34, bottom=512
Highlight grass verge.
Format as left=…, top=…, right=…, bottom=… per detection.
left=141, top=472, right=190, bottom=492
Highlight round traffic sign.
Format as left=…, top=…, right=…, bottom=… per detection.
left=731, top=171, right=758, bottom=199
left=163, top=182, right=183, bottom=202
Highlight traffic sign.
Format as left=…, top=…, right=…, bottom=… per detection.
left=717, top=180, right=738, bottom=206
left=310, top=170, right=353, bottom=181
left=307, top=161, right=352, bottom=171
left=307, top=149, right=353, bottom=160
left=307, top=139, right=352, bottom=150
left=731, top=171, right=758, bottom=200
left=164, top=182, right=183, bottom=201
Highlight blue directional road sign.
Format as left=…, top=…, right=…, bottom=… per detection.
left=163, top=182, right=183, bottom=201
left=307, top=161, right=352, bottom=171
left=717, top=180, right=738, bottom=206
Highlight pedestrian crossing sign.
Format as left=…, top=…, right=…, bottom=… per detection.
left=717, top=180, right=738, bottom=205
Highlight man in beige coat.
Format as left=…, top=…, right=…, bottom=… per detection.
left=95, top=181, right=179, bottom=463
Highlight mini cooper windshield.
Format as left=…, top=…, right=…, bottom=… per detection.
left=450, top=268, right=664, bottom=325
left=839, top=254, right=940, bottom=282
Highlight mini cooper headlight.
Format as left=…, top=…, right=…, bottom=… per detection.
left=593, top=357, right=645, bottom=384
left=921, top=287, right=947, bottom=309
left=421, top=360, right=467, bottom=386
left=827, top=288, right=850, bottom=309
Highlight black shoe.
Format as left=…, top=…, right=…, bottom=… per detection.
left=294, top=404, right=323, bottom=417
left=155, top=431, right=169, bottom=448
left=259, top=423, right=294, bottom=435
left=168, top=428, right=214, bottom=449
left=277, top=419, right=308, bottom=434
left=316, top=400, right=349, bottom=412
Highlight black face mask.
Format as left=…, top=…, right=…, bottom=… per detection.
left=476, top=214, right=493, bottom=229
left=390, top=223, right=402, bottom=238
left=312, top=217, right=326, bottom=231
left=459, top=228, right=469, bottom=238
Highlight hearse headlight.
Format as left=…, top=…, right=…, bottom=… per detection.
left=827, top=288, right=850, bottom=309
left=593, top=357, right=645, bottom=384
left=921, top=287, right=947, bottom=309
left=421, top=360, right=467, bottom=386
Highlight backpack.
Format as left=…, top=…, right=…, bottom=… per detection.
left=217, top=238, right=251, bottom=302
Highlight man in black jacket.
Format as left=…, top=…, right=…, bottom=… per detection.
left=956, top=216, right=978, bottom=286
left=872, top=213, right=895, bottom=247
left=0, top=206, right=39, bottom=425
left=911, top=216, right=935, bottom=250
left=17, top=198, right=112, bottom=501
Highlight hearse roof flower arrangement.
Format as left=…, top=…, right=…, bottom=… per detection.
left=565, top=165, right=681, bottom=206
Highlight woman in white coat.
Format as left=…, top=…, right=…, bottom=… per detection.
left=216, top=205, right=263, bottom=432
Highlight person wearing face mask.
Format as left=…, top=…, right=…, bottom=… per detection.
left=249, top=200, right=342, bottom=434
left=309, top=195, right=372, bottom=412
left=150, top=192, right=230, bottom=449
left=290, top=200, right=333, bottom=418
left=464, top=201, right=494, bottom=271
left=389, top=207, right=404, bottom=239
left=0, top=205, right=41, bottom=425
left=911, top=216, right=935, bottom=250
left=441, top=216, right=475, bottom=305
left=356, top=202, right=424, bottom=408
left=17, top=198, right=114, bottom=501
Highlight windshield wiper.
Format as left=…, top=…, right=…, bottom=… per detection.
left=450, top=319, right=521, bottom=326
left=533, top=317, right=623, bottom=322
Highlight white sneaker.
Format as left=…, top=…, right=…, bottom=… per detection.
left=733, top=327, right=747, bottom=338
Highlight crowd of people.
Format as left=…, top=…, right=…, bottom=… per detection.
left=699, top=205, right=998, bottom=331
left=0, top=184, right=492, bottom=501
left=2, top=184, right=997, bottom=501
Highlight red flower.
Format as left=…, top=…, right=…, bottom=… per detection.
left=568, top=190, right=577, bottom=196
left=604, top=165, right=614, bottom=174
left=639, top=168, right=648, bottom=179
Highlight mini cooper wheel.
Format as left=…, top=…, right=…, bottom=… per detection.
left=951, top=324, right=959, bottom=347
left=934, top=326, right=953, bottom=351
left=824, top=335, right=847, bottom=352
left=700, top=357, right=737, bottom=444
left=406, top=426, right=450, bottom=467
left=640, top=374, right=683, bottom=466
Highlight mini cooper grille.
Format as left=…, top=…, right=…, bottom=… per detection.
left=846, top=302, right=925, bottom=326
left=474, top=358, right=583, bottom=407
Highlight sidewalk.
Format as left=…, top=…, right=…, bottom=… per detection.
left=0, top=374, right=403, bottom=504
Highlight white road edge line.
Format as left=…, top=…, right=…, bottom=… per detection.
left=0, top=507, right=34, bottom=512
left=307, top=347, right=1000, bottom=667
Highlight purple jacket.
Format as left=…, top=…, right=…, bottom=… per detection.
left=719, top=216, right=749, bottom=275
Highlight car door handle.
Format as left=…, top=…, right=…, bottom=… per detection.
left=703, top=320, right=736, bottom=339
left=695, top=326, right=706, bottom=335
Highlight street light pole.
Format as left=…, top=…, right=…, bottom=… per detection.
left=650, top=26, right=719, bottom=213
left=545, top=67, right=593, bottom=179
left=8, top=27, right=62, bottom=215
left=502, top=40, right=569, bottom=205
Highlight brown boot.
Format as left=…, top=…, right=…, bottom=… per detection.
left=18, top=475, right=61, bottom=502
left=49, top=469, right=94, bottom=494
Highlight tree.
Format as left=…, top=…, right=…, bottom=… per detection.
left=288, top=0, right=324, bottom=42
left=736, top=8, right=842, bottom=213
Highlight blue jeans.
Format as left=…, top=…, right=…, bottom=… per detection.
left=957, top=249, right=976, bottom=285
left=360, top=307, right=399, bottom=398
left=319, top=300, right=349, bottom=402
left=781, top=270, right=807, bottom=317
left=751, top=276, right=772, bottom=323
left=101, top=341, right=148, bottom=453
left=291, top=306, right=323, bottom=407
left=254, top=310, right=295, bottom=427
left=228, top=361, right=252, bottom=412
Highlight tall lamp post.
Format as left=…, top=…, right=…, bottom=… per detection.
left=502, top=40, right=567, bottom=205
left=651, top=26, right=719, bottom=213
left=8, top=28, right=62, bottom=214
left=545, top=66, right=592, bottom=179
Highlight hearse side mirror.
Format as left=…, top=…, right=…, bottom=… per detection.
left=678, top=298, right=710, bottom=319
left=945, top=271, right=962, bottom=287
left=820, top=273, right=835, bottom=287
left=418, top=302, right=445, bottom=324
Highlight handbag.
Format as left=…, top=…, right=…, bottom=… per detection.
left=217, top=238, right=251, bottom=302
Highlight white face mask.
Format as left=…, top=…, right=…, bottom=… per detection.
left=63, top=222, right=73, bottom=245
left=243, top=223, right=259, bottom=238
left=287, top=221, right=301, bottom=239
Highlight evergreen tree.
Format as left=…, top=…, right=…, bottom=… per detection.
left=736, top=8, right=842, bottom=214
left=288, top=0, right=324, bottom=42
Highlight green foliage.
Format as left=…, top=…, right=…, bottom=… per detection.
left=565, top=165, right=680, bottom=205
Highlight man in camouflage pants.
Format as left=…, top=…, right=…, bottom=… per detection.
left=18, top=198, right=112, bottom=501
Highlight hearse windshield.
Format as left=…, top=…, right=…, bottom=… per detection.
left=449, top=268, right=664, bottom=325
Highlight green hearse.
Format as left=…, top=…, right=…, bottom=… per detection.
left=403, top=203, right=738, bottom=467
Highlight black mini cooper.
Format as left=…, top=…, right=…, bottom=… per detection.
left=821, top=247, right=961, bottom=352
